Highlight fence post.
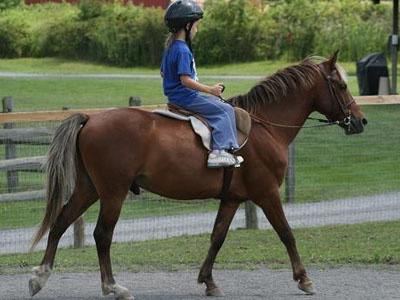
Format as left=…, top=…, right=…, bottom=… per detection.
left=74, top=215, right=85, bottom=248
left=67, top=103, right=85, bottom=248
left=129, top=96, right=142, bottom=107
left=285, top=141, right=295, bottom=202
left=245, top=201, right=258, bottom=229
left=2, top=97, right=18, bottom=192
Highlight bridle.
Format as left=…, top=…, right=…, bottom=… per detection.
left=324, top=69, right=355, bottom=132
left=246, top=66, right=356, bottom=131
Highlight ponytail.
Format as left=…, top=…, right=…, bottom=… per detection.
left=165, top=33, right=175, bottom=50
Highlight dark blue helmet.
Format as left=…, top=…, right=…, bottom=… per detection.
left=164, top=0, right=203, bottom=33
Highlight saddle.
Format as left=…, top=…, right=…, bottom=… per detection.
left=152, top=103, right=252, bottom=201
left=153, top=103, right=251, bottom=152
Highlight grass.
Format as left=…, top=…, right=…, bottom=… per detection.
left=0, top=57, right=358, bottom=76
left=292, top=105, right=400, bottom=202
left=0, top=70, right=375, bottom=112
left=1, top=220, right=399, bottom=274
left=0, top=58, right=398, bottom=113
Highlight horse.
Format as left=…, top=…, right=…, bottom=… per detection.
left=28, top=51, right=367, bottom=299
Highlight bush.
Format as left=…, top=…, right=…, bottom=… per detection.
left=0, top=15, right=28, bottom=57
left=85, top=4, right=166, bottom=66
left=194, top=0, right=279, bottom=64
left=266, top=0, right=391, bottom=61
left=0, top=0, right=393, bottom=65
left=0, top=0, right=20, bottom=11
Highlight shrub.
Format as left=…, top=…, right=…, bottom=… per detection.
left=0, top=14, right=28, bottom=57
left=194, top=0, right=279, bottom=64
left=266, top=0, right=392, bottom=61
left=85, top=3, right=166, bottom=66
left=0, top=0, right=20, bottom=11
left=0, top=0, right=393, bottom=65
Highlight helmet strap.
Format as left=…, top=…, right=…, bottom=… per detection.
left=185, top=22, right=194, bottom=53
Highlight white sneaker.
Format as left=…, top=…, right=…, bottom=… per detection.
left=207, top=151, right=244, bottom=168
left=207, top=151, right=236, bottom=168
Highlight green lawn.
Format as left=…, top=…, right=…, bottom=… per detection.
left=0, top=57, right=357, bottom=76
left=1, top=220, right=399, bottom=274
left=0, top=71, right=370, bottom=112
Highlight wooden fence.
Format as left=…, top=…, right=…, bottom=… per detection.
left=1, top=95, right=399, bottom=246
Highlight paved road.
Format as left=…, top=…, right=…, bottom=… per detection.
left=1, top=268, right=400, bottom=300
left=1, top=192, right=399, bottom=254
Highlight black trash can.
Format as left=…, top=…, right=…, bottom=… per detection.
left=356, top=52, right=389, bottom=95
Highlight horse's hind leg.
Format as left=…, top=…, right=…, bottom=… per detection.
left=253, top=190, right=316, bottom=295
left=94, top=193, right=134, bottom=300
left=29, top=175, right=98, bottom=297
left=198, top=199, right=240, bottom=297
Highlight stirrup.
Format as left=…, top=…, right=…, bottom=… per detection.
left=234, top=155, right=244, bottom=168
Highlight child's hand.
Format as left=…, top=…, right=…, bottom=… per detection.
left=210, top=83, right=224, bottom=97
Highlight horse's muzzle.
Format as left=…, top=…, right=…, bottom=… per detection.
left=345, top=116, right=368, bottom=135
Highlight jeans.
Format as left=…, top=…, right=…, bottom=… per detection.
left=177, top=94, right=239, bottom=150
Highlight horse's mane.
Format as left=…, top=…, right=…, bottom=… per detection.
left=230, top=56, right=328, bottom=114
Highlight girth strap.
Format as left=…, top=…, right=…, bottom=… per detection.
left=218, top=166, right=234, bottom=201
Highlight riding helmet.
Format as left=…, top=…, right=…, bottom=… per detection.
left=164, top=0, right=203, bottom=33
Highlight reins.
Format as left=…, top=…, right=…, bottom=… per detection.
left=250, top=114, right=340, bottom=129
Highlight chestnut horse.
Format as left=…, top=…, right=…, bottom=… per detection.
left=29, top=52, right=367, bottom=299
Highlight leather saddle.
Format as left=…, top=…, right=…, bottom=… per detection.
left=153, top=103, right=251, bottom=152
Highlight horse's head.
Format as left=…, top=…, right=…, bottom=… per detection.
left=315, top=51, right=367, bottom=135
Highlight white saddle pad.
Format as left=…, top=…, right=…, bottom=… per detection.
left=152, top=110, right=212, bottom=150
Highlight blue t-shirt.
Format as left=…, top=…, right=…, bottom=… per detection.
left=161, top=40, right=199, bottom=105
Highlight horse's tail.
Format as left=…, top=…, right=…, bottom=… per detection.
left=30, top=113, right=89, bottom=252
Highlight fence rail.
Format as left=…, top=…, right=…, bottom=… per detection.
left=0, top=95, right=399, bottom=124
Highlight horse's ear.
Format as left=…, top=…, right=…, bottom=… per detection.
left=327, top=50, right=340, bottom=71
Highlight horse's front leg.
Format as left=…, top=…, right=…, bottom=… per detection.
left=253, top=190, right=316, bottom=295
left=198, top=199, right=240, bottom=297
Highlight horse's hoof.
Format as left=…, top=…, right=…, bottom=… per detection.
left=29, top=277, right=42, bottom=297
left=105, top=283, right=134, bottom=300
left=116, top=292, right=135, bottom=300
left=206, top=287, right=225, bottom=297
left=29, top=265, right=51, bottom=297
left=298, top=279, right=316, bottom=295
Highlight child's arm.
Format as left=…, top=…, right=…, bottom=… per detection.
left=180, top=75, right=223, bottom=97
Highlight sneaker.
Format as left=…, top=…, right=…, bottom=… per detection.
left=207, top=150, right=244, bottom=168
left=207, top=151, right=236, bottom=168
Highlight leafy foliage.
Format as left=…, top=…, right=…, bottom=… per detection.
left=0, top=0, right=392, bottom=65
left=0, top=0, right=20, bottom=11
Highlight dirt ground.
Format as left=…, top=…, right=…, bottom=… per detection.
left=1, top=267, right=400, bottom=300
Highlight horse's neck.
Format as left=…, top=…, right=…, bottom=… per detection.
left=257, top=92, right=313, bottom=147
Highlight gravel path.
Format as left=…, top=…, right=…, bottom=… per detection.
left=1, top=192, right=399, bottom=254
left=1, top=268, right=400, bottom=300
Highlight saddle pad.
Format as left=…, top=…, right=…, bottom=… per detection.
left=153, top=110, right=212, bottom=150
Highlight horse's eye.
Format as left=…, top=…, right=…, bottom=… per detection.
left=340, top=83, right=347, bottom=90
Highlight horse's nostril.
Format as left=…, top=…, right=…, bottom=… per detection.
left=362, top=118, right=368, bottom=126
